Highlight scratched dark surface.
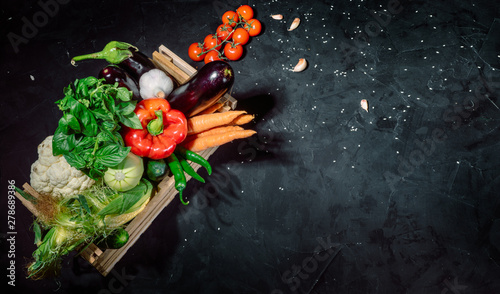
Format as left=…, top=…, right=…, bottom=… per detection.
left=1, top=0, right=500, bottom=293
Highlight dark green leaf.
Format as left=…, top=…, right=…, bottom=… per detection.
left=88, top=168, right=104, bottom=180
left=116, top=101, right=136, bottom=115
left=52, top=128, right=73, bottom=155
left=33, top=221, right=42, bottom=245
left=74, top=136, right=96, bottom=151
left=91, top=108, right=113, bottom=120
left=78, top=194, right=91, bottom=214
left=119, top=111, right=143, bottom=129
left=72, top=102, right=98, bottom=137
left=116, top=87, right=132, bottom=101
left=112, top=130, right=125, bottom=146
left=101, top=119, right=117, bottom=131
left=94, top=144, right=130, bottom=167
left=83, top=76, right=99, bottom=87
left=64, top=152, right=87, bottom=170
left=98, top=180, right=149, bottom=216
left=78, top=82, right=89, bottom=97
left=60, top=113, right=81, bottom=133
left=63, top=83, right=74, bottom=97
left=97, top=127, right=123, bottom=145
left=15, top=186, right=38, bottom=205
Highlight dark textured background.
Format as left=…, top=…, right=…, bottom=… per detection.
left=1, top=0, right=500, bottom=293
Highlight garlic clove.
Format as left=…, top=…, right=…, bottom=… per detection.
left=288, top=18, right=300, bottom=31
left=292, top=58, right=307, bottom=72
left=271, top=14, right=283, bottom=20
left=360, top=99, right=369, bottom=112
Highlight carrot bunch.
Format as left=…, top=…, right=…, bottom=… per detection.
left=182, top=109, right=256, bottom=152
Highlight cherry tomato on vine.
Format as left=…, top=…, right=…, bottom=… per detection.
left=236, top=5, right=254, bottom=20
left=222, top=11, right=239, bottom=27
left=232, top=27, right=250, bottom=45
left=216, top=24, right=234, bottom=41
left=244, top=19, right=262, bottom=37
left=223, top=42, right=243, bottom=61
left=204, top=50, right=221, bottom=64
left=204, top=34, right=222, bottom=51
left=188, top=43, right=206, bottom=62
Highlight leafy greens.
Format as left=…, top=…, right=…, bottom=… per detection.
left=52, top=76, right=142, bottom=180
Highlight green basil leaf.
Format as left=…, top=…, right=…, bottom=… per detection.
left=106, top=94, right=117, bottom=112
left=64, top=152, right=87, bottom=170
left=52, top=128, right=73, bottom=155
left=94, top=144, right=130, bottom=167
left=100, top=119, right=117, bottom=131
left=88, top=167, right=104, bottom=180
left=97, top=127, right=123, bottom=145
left=76, top=80, right=89, bottom=97
left=119, top=111, right=143, bottom=130
left=83, top=76, right=99, bottom=87
left=113, top=130, right=125, bottom=146
left=74, top=136, right=96, bottom=152
left=97, top=180, right=148, bottom=216
left=116, top=87, right=132, bottom=102
left=91, top=108, right=113, bottom=121
left=72, top=102, right=98, bottom=137
left=63, top=83, right=74, bottom=97
left=116, top=101, right=136, bottom=115
left=96, top=129, right=114, bottom=143
left=60, top=113, right=81, bottom=133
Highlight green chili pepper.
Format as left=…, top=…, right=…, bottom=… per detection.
left=179, top=157, right=205, bottom=183
left=175, top=146, right=212, bottom=175
left=166, top=153, right=188, bottom=205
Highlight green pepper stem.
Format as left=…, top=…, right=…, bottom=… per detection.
left=70, top=41, right=137, bottom=66
left=180, top=192, right=189, bottom=205
left=147, top=110, right=164, bottom=136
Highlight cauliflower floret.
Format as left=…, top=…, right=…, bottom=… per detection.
left=30, top=136, right=95, bottom=199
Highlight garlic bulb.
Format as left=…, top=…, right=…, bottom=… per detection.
left=139, top=69, right=174, bottom=99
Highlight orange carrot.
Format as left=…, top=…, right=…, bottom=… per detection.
left=187, top=110, right=247, bottom=135
left=197, top=102, right=224, bottom=115
left=183, top=130, right=257, bottom=152
left=190, top=125, right=245, bottom=139
left=231, top=114, right=254, bottom=125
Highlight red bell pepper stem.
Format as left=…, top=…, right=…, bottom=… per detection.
left=147, top=110, right=164, bottom=136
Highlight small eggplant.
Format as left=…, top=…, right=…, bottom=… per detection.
left=167, top=61, right=234, bottom=117
left=71, top=41, right=155, bottom=81
left=118, top=50, right=156, bottom=82
left=98, top=65, right=140, bottom=99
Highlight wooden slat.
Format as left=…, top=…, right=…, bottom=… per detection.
left=158, top=45, right=197, bottom=76
left=14, top=183, right=41, bottom=218
left=152, top=51, right=192, bottom=84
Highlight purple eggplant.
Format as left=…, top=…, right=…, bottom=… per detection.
left=167, top=61, right=234, bottom=116
left=98, top=65, right=140, bottom=99
left=71, top=41, right=155, bottom=82
left=118, top=50, right=156, bottom=82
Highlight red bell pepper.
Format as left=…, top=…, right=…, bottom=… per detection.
left=123, top=98, right=187, bottom=160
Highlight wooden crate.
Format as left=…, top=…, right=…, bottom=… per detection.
left=15, top=45, right=237, bottom=277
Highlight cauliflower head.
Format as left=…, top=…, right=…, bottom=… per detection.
left=30, top=136, right=95, bottom=199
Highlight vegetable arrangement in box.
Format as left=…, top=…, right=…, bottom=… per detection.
left=17, top=41, right=257, bottom=280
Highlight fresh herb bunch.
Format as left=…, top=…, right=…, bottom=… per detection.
left=52, top=76, right=142, bottom=180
